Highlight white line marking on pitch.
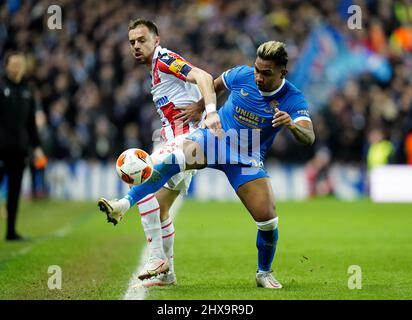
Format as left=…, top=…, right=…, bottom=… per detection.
left=8, top=224, right=73, bottom=260
left=123, top=196, right=183, bottom=300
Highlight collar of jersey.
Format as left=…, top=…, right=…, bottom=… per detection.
left=152, top=45, right=163, bottom=69
left=258, top=78, right=286, bottom=97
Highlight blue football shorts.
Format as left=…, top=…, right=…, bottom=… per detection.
left=186, top=128, right=269, bottom=191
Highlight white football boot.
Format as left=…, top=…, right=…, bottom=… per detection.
left=137, top=256, right=169, bottom=280
left=256, top=271, right=283, bottom=289
left=131, top=271, right=177, bottom=288
left=97, top=198, right=128, bottom=226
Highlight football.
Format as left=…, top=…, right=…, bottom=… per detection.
left=115, top=148, right=153, bottom=185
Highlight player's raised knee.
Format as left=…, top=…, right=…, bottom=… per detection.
left=183, top=139, right=206, bottom=169
left=254, top=203, right=277, bottom=222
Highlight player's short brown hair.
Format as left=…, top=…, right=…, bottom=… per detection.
left=128, top=18, right=159, bottom=36
left=257, top=41, right=288, bottom=67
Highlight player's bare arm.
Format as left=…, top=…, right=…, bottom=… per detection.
left=185, top=67, right=215, bottom=107
left=185, top=67, right=222, bottom=135
left=272, top=108, right=315, bottom=145
left=173, top=75, right=227, bottom=126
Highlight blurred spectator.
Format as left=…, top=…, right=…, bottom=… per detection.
left=29, top=108, right=51, bottom=199
left=405, top=131, right=412, bottom=164
left=305, top=147, right=333, bottom=197
left=366, top=128, right=394, bottom=170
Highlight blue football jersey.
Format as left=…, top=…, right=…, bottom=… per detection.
left=219, top=65, right=311, bottom=164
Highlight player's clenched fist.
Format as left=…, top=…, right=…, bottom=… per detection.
left=272, top=108, right=293, bottom=129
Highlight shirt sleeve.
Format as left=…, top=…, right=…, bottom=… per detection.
left=157, top=52, right=193, bottom=81
left=27, top=87, right=41, bottom=148
left=221, top=66, right=243, bottom=90
left=288, top=95, right=312, bottom=123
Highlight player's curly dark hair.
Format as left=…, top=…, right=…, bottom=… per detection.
left=128, top=18, right=159, bottom=36
left=257, top=41, right=288, bottom=67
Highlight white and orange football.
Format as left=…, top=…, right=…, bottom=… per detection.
left=115, top=148, right=153, bottom=185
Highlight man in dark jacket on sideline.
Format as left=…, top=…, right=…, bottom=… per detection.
left=0, top=51, right=45, bottom=241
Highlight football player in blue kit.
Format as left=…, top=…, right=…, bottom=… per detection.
left=98, top=41, right=315, bottom=289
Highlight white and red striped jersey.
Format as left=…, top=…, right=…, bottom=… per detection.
left=151, top=45, right=202, bottom=142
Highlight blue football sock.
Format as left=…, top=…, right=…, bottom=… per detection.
left=125, top=154, right=181, bottom=206
left=256, top=228, right=278, bottom=272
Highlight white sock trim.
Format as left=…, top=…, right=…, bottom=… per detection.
left=256, top=217, right=278, bottom=231
left=119, top=198, right=131, bottom=211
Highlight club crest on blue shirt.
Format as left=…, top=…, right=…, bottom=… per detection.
left=264, top=100, right=279, bottom=114
left=248, top=159, right=264, bottom=168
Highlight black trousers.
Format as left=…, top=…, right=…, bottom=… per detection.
left=0, top=149, right=26, bottom=237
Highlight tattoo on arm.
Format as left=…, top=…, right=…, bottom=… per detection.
left=289, top=122, right=315, bottom=145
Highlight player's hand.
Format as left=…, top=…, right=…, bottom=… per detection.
left=204, top=111, right=223, bottom=138
left=272, top=108, right=294, bottom=129
left=173, top=101, right=204, bottom=127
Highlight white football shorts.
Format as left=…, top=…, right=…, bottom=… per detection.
left=150, top=133, right=196, bottom=195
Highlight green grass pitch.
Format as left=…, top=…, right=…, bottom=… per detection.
left=0, top=198, right=411, bottom=300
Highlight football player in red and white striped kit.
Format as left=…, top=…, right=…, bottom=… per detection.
left=125, top=18, right=221, bottom=287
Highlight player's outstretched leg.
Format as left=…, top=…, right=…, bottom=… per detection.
left=98, top=152, right=184, bottom=224
left=98, top=138, right=205, bottom=225
left=97, top=197, right=129, bottom=226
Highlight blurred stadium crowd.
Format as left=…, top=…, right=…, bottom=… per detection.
left=1, top=0, right=412, bottom=173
